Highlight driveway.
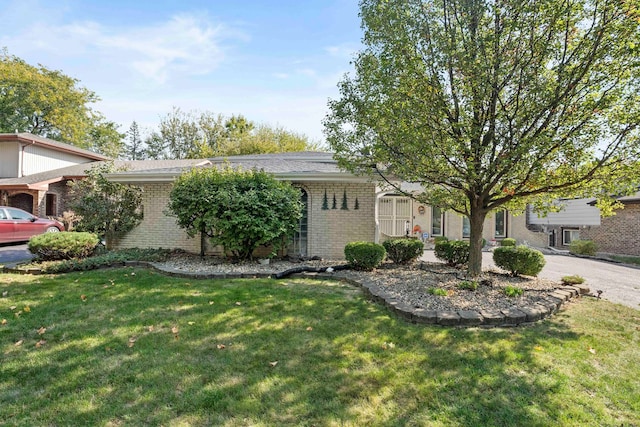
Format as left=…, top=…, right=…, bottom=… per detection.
left=0, top=243, right=33, bottom=264
left=422, top=250, right=640, bottom=310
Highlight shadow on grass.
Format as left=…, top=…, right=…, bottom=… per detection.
left=1, top=268, right=633, bottom=426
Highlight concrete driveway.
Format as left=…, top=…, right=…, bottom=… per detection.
left=0, top=243, right=33, bottom=264
left=422, top=250, right=640, bottom=310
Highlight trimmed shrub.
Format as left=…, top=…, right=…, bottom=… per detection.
left=501, top=238, right=516, bottom=247
left=344, top=242, right=386, bottom=271
left=493, top=246, right=546, bottom=277
left=382, top=238, right=424, bottom=264
left=569, top=239, right=597, bottom=256
left=28, top=232, right=99, bottom=261
left=433, top=236, right=449, bottom=245
left=561, top=275, right=586, bottom=285
left=434, top=239, right=469, bottom=267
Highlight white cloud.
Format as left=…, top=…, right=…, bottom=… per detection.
left=325, top=43, right=359, bottom=59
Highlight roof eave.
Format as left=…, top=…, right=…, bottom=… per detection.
left=106, top=171, right=375, bottom=184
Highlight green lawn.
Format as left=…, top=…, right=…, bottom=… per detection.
left=1, top=268, right=638, bottom=426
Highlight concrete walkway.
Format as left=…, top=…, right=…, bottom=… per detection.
left=422, top=250, right=640, bottom=310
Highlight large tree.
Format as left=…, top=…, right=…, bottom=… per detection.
left=325, top=0, right=640, bottom=276
left=0, top=49, right=123, bottom=156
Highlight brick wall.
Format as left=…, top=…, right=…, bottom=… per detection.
left=581, top=203, right=640, bottom=256
left=114, top=181, right=378, bottom=260
left=301, top=182, right=377, bottom=259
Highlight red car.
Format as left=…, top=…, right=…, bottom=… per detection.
left=0, top=206, right=65, bottom=243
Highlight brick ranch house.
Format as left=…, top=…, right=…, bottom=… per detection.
left=106, top=151, right=546, bottom=260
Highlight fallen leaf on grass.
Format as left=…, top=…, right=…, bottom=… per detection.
left=209, top=301, right=214, bottom=305
left=1, top=319, right=7, bottom=325
left=171, top=326, right=179, bottom=334
left=217, top=344, right=226, bottom=350
left=80, top=295, right=87, bottom=302
left=23, top=306, right=30, bottom=312
left=382, top=342, right=396, bottom=350
left=269, top=361, right=278, bottom=367
left=2, top=291, right=8, bottom=297
left=147, top=325, right=154, bottom=332
left=235, top=302, right=242, bottom=306
left=188, top=321, right=195, bottom=326
left=306, top=327, right=313, bottom=331
left=15, top=340, right=23, bottom=346
left=534, top=346, right=544, bottom=351
left=14, top=311, right=22, bottom=317
left=35, top=340, right=46, bottom=348
left=588, top=347, right=596, bottom=354
left=37, top=327, right=46, bottom=335
left=128, top=337, right=137, bottom=348
left=9, top=305, right=16, bottom=311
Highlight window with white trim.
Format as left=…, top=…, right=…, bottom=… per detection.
left=431, top=207, right=444, bottom=236
left=562, top=228, right=580, bottom=245
left=462, top=216, right=470, bottom=238
left=495, top=210, right=507, bottom=237
left=379, top=196, right=412, bottom=236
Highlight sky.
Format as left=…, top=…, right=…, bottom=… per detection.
left=0, top=0, right=363, bottom=144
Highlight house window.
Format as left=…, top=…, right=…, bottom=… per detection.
left=562, top=228, right=580, bottom=245
left=291, top=189, right=308, bottom=256
left=495, top=210, right=507, bottom=238
left=45, top=194, right=57, bottom=217
left=462, top=216, right=470, bottom=238
left=431, top=207, right=444, bottom=236
left=379, top=195, right=412, bottom=236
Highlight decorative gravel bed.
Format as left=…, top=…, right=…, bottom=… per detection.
left=157, top=254, right=563, bottom=313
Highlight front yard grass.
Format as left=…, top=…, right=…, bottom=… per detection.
left=1, top=268, right=639, bottom=426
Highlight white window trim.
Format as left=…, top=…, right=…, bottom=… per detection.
left=562, top=228, right=580, bottom=245
left=495, top=210, right=507, bottom=238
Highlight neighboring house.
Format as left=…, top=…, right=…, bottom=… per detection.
left=106, top=151, right=546, bottom=259
left=0, top=133, right=108, bottom=216
left=527, top=198, right=601, bottom=248
left=581, top=193, right=640, bottom=256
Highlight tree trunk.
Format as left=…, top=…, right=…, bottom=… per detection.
left=200, top=225, right=206, bottom=259
left=467, top=206, right=488, bottom=277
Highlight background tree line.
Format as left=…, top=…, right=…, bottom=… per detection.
left=1, top=49, right=319, bottom=160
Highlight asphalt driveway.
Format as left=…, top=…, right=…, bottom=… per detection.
left=422, top=250, right=640, bottom=310
left=0, top=243, right=33, bottom=264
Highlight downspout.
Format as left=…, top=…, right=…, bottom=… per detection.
left=20, top=138, right=36, bottom=177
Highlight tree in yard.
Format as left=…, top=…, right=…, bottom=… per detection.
left=168, top=166, right=302, bottom=260
left=124, top=121, right=146, bottom=160
left=67, top=162, right=143, bottom=248
left=324, top=0, right=640, bottom=276
left=0, top=49, right=123, bottom=156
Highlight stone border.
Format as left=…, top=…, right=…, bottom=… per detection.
left=2, top=260, right=589, bottom=327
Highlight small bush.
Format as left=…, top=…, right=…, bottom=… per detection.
left=457, top=280, right=478, bottom=291
left=433, top=236, right=449, bottom=245
left=561, top=275, right=586, bottom=285
left=503, top=285, right=524, bottom=297
left=569, top=239, right=597, bottom=256
left=501, top=238, right=516, bottom=247
left=493, top=246, right=546, bottom=277
left=344, top=242, right=386, bottom=271
left=28, top=232, right=99, bottom=261
left=428, top=287, right=448, bottom=296
left=35, top=248, right=174, bottom=273
left=382, top=238, right=424, bottom=264
left=434, top=240, right=469, bottom=267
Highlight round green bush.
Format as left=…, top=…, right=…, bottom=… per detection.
left=382, top=238, right=424, bottom=264
left=28, top=232, right=100, bottom=261
left=569, top=239, right=597, bottom=256
left=433, top=236, right=449, bottom=245
left=501, top=238, right=517, bottom=247
left=493, top=245, right=546, bottom=277
left=434, top=240, right=469, bottom=267
left=344, top=241, right=386, bottom=271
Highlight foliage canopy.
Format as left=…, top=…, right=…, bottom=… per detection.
left=0, top=49, right=123, bottom=157
left=325, top=0, right=640, bottom=275
left=168, top=166, right=303, bottom=260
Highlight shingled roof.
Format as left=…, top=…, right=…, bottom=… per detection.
left=0, top=133, right=110, bottom=161
left=0, top=159, right=210, bottom=190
